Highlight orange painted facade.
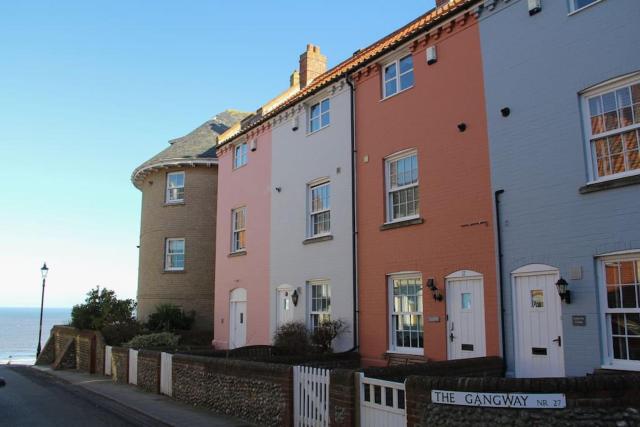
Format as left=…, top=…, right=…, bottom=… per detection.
left=354, top=15, right=500, bottom=366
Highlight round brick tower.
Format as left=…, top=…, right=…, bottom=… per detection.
left=131, top=110, right=249, bottom=331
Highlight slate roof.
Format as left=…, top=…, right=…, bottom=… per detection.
left=218, top=0, right=476, bottom=147
left=132, top=109, right=250, bottom=187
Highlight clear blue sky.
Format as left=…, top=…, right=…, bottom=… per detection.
left=0, top=0, right=435, bottom=308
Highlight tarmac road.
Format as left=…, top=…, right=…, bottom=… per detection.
left=0, top=365, right=165, bottom=427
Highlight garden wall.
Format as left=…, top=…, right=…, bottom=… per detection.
left=137, top=350, right=161, bottom=394
left=111, top=346, right=129, bottom=384
left=172, top=353, right=293, bottom=427
left=406, top=373, right=640, bottom=426
left=36, top=326, right=104, bottom=373
left=363, top=356, right=504, bottom=382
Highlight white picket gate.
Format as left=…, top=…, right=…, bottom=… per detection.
left=160, top=352, right=173, bottom=396
left=293, top=365, right=330, bottom=427
left=359, top=373, right=406, bottom=427
left=104, top=345, right=112, bottom=376
left=128, top=349, right=138, bottom=385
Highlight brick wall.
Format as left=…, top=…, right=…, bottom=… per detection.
left=406, top=373, right=640, bottom=427
left=76, top=333, right=95, bottom=373
left=172, top=354, right=293, bottom=427
left=137, top=350, right=161, bottom=394
left=111, top=347, right=129, bottom=384
left=330, top=369, right=356, bottom=427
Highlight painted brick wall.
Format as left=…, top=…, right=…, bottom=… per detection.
left=479, top=0, right=640, bottom=376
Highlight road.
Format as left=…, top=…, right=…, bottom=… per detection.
left=0, top=365, right=165, bottom=427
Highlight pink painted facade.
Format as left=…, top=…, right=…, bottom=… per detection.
left=213, top=128, right=272, bottom=349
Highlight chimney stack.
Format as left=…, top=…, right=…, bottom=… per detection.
left=299, top=44, right=327, bottom=88
left=435, top=0, right=452, bottom=7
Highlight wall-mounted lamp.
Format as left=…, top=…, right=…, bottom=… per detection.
left=291, top=289, right=299, bottom=306
left=426, top=278, right=443, bottom=301
left=275, top=187, right=282, bottom=193
left=500, top=107, right=511, bottom=117
left=555, top=277, right=571, bottom=304
left=457, top=122, right=467, bottom=132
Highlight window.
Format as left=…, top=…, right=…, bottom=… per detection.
left=309, top=181, right=330, bottom=237
left=584, top=76, right=640, bottom=181
left=309, top=98, right=330, bottom=133
left=383, top=54, right=414, bottom=98
left=165, top=238, right=185, bottom=271
left=231, top=207, right=246, bottom=252
left=166, top=172, right=185, bottom=203
left=389, top=275, right=423, bottom=354
left=309, top=281, right=331, bottom=331
left=601, top=255, right=640, bottom=369
left=234, top=142, right=248, bottom=169
left=570, top=0, right=600, bottom=12
left=385, top=151, right=419, bottom=222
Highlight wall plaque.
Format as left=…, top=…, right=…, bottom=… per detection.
left=431, top=390, right=566, bottom=409
left=572, top=315, right=586, bottom=326
left=427, top=316, right=440, bottom=323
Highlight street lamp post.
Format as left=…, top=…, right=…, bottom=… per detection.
left=36, top=262, right=49, bottom=358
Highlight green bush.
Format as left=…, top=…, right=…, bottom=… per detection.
left=101, top=321, right=142, bottom=346
left=311, top=319, right=348, bottom=353
left=126, top=332, right=180, bottom=349
left=273, top=322, right=311, bottom=355
left=146, top=304, right=195, bottom=332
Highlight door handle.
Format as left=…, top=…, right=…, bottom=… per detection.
left=552, top=336, right=561, bottom=347
left=449, top=332, right=455, bottom=342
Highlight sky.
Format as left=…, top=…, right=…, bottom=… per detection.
left=0, top=0, right=436, bottom=308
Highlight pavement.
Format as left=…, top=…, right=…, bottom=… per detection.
left=0, top=365, right=252, bottom=427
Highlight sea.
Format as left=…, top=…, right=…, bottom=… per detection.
left=0, top=307, right=71, bottom=365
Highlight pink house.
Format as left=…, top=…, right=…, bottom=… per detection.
left=213, top=123, right=273, bottom=349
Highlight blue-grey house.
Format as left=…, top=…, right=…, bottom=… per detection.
left=479, top=0, right=640, bottom=377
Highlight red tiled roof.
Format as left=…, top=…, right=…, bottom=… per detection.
left=219, top=0, right=477, bottom=146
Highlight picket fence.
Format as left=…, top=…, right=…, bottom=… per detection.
left=293, top=365, right=330, bottom=426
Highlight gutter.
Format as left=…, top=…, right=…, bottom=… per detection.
left=494, top=189, right=506, bottom=372
left=347, top=76, right=359, bottom=352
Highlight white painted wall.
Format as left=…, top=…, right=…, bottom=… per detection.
left=269, top=80, right=354, bottom=351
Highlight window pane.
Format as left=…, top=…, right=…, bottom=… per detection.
left=321, top=98, right=330, bottom=113
left=310, top=103, right=320, bottom=119
left=612, top=336, right=628, bottom=360
left=385, top=80, right=397, bottom=97
left=400, top=72, right=414, bottom=91
left=611, top=314, right=626, bottom=335
left=384, top=63, right=397, bottom=81
left=321, top=111, right=330, bottom=127
left=574, top=0, right=598, bottom=9
left=627, top=314, right=640, bottom=336
left=399, top=55, right=413, bottom=74
left=310, top=117, right=320, bottom=132
left=629, top=338, right=640, bottom=361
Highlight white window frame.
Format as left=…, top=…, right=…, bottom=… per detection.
left=165, top=171, right=185, bottom=204
left=388, top=272, right=424, bottom=355
left=308, top=281, right=331, bottom=332
left=382, top=54, right=414, bottom=99
left=385, top=150, right=419, bottom=223
left=308, top=97, right=330, bottom=134
left=164, top=238, right=185, bottom=271
left=568, top=0, right=603, bottom=14
left=581, top=72, right=640, bottom=183
left=308, top=180, right=331, bottom=238
left=231, top=207, right=246, bottom=253
left=598, top=251, right=640, bottom=371
left=233, top=142, right=248, bottom=169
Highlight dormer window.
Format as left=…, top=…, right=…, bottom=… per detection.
left=234, top=142, right=248, bottom=169
left=383, top=54, right=414, bottom=99
left=309, top=98, right=330, bottom=133
left=166, top=171, right=185, bottom=203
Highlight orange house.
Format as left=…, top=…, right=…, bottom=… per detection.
left=353, top=4, right=500, bottom=366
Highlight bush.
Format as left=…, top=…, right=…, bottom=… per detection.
left=101, top=320, right=142, bottom=346
left=126, top=332, right=180, bottom=349
left=71, top=287, right=136, bottom=330
left=146, top=304, right=195, bottom=332
left=273, top=322, right=311, bottom=355
left=311, top=319, right=348, bottom=353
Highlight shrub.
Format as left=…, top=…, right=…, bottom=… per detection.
left=126, top=332, right=180, bottom=349
left=101, top=320, right=142, bottom=346
left=311, top=319, right=348, bottom=353
left=146, top=304, right=195, bottom=332
left=273, top=322, right=311, bottom=355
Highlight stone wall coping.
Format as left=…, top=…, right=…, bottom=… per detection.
left=172, top=353, right=293, bottom=376
left=138, top=349, right=162, bottom=359
left=111, top=346, right=131, bottom=355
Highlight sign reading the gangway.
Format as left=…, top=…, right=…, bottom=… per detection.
left=431, top=390, right=566, bottom=409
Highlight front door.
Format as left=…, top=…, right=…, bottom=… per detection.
left=276, top=288, right=293, bottom=329
left=446, top=272, right=486, bottom=360
left=513, top=266, right=565, bottom=378
left=229, top=288, right=247, bottom=349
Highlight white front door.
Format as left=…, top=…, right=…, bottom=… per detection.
left=276, top=288, right=293, bottom=329
left=229, top=288, right=247, bottom=349
left=446, top=272, right=486, bottom=360
left=513, top=266, right=565, bottom=378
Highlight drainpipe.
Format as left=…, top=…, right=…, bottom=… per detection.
left=494, top=189, right=506, bottom=372
left=347, top=75, right=359, bottom=352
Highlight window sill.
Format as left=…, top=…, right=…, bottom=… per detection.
left=385, top=349, right=425, bottom=357
left=568, top=0, right=603, bottom=16
left=599, top=363, right=640, bottom=372
left=302, top=234, right=334, bottom=245
left=228, top=250, right=247, bottom=258
left=232, top=163, right=247, bottom=171
left=380, top=217, right=424, bottom=231
left=163, top=269, right=186, bottom=274
left=579, top=174, right=640, bottom=194
left=381, top=85, right=414, bottom=103
left=307, top=123, right=330, bottom=136
left=164, top=201, right=185, bottom=207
